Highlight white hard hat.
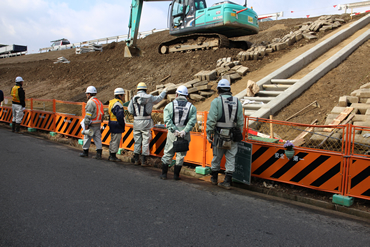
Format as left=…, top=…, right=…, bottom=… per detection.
left=114, top=88, right=125, bottom=95
left=86, top=86, right=97, bottom=94
left=15, top=76, right=24, bottom=83
left=217, top=79, right=230, bottom=88
left=176, top=85, right=188, bottom=96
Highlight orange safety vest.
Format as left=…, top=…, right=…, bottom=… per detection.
left=91, top=98, right=104, bottom=124
left=11, top=85, right=20, bottom=103
left=108, top=98, right=123, bottom=122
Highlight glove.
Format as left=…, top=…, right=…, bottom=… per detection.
left=207, top=135, right=213, bottom=143
left=162, top=88, right=167, bottom=94
left=179, top=130, right=186, bottom=138
left=22, top=107, right=26, bottom=111
left=173, top=130, right=180, bottom=137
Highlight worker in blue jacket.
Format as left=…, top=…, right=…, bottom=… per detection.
left=108, top=88, right=126, bottom=162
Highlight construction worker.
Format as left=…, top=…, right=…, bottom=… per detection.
left=80, top=86, right=104, bottom=159
left=10, top=76, right=26, bottom=133
left=108, top=88, right=126, bottom=162
left=160, top=85, right=197, bottom=180
left=206, top=79, right=243, bottom=190
left=0, top=89, right=3, bottom=106
left=128, top=82, right=166, bottom=166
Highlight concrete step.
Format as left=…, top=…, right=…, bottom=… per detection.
left=256, top=91, right=282, bottom=97
left=244, top=110, right=258, bottom=116
left=262, top=84, right=291, bottom=91
left=242, top=104, right=264, bottom=110
left=243, top=96, right=275, bottom=103
left=270, top=79, right=299, bottom=84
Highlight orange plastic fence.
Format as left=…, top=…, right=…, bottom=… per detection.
left=2, top=99, right=370, bottom=201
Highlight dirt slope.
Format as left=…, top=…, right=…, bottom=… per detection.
left=0, top=13, right=368, bottom=124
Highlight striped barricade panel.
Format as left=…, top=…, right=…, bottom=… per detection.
left=121, top=125, right=135, bottom=151
left=183, top=133, right=206, bottom=165
left=21, top=110, right=32, bottom=127
left=149, top=128, right=167, bottom=157
left=100, top=122, right=111, bottom=145
left=251, top=144, right=343, bottom=193
left=346, top=157, right=370, bottom=200
left=55, top=114, right=83, bottom=138
left=30, top=111, right=54, bottom=131
left=0, top=107, right=12, bottom=123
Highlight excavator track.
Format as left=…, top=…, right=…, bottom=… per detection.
left=158, top=33, right=232, bottom=54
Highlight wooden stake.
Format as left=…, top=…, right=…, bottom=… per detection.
left=270, top=115, right=274, bottom=139
left=285, top=101, right=319, bottom=121
left=160, top=75, right=171, bottom=83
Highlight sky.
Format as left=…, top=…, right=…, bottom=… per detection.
left=1, top=0, right=370, bottom=53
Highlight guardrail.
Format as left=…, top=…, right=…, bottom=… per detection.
left=1, top=96, right=370, bottom=202
left=338, top=0, right=370, bottom=13
left=0, top=51, right=27, bottom=59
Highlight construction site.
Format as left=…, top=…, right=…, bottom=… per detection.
left=2, top=7, right=370, bottom=213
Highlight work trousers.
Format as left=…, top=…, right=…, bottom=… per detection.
left=211, top=135, right=238, bottom=174
left=161, top=131, right=190, bottom=166
left=133, top=129, right=152, bottom=156
left=12, top=104, right=24, bottom=124
left=109, top=133, right=122, bottom=153
left=82, top=124, right=102, bottom=150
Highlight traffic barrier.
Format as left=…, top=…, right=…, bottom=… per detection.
left=2, top=98, right=370, bottom=201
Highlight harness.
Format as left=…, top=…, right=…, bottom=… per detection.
left=11, top=85, right=20, bottom=103
left=133, top=93, right=151, bottom=120
left=89, top=98, right=104, bottom=124
left=109, top=98, right=123, bottom=121
left=215, top=95, right=238, bottom=128
left=172, top=99, right=192, bottom=127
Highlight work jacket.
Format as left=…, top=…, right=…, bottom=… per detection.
left=10, top=84, right=25, bottom=107
left=108, top=98, right=125, bottom=133
left=84, top=96, right=104, bottom=126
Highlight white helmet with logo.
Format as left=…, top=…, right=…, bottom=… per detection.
left=176, top=85, right=188, bottom=96
left=86, top=86, right=97, bottom=94
left=217, top=79, right=230, bottom=88
left=15, top=76, right=24, bottom=83
left=114, top=88, right=125, bottom=95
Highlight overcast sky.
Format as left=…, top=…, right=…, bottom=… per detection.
left=1, top=0, right=369, bottom=53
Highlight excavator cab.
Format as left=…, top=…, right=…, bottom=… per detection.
left=169, top=0, right=206, bottom=30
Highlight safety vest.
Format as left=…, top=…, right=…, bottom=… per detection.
left=216, top=95, right=238, bottom=128
left=133, top=93, right=151, bottom=120
left=109, top=98, right=123, bottom=121
left=11, top=85, right=20, bottom=103
left=172, top=99, right=192, bottom=127
left=90, top=98, right=104, bottom=124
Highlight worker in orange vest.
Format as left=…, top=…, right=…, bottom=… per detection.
left=80, top=86, right=104, bottom=159
left=10, top=76, right=26, bottom=133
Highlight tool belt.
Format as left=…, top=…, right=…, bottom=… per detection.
left=215, top=129, right=232, bottom=150
left=173, top=137, right=189, bottom=152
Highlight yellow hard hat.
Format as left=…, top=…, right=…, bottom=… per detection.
left=137, top=82, right=147, bottom=90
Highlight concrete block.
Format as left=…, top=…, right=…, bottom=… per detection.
left=195, top=166, right=211, bottom=175
left=197, top=85, right=212, bottom=91
left=187, top=87, right=199, bottom=94
left=229, top=73, right=242, bottom=82
left=359, top=97, right=370, bottom=103
left=350, top=103, right=370, bottom=114
left=167, top=94, right=176, bottom=101
left=150, top=90, right=159, bottom=96
left=193, top=80, right=209, bottom=87
left=347, top=96, right=359, bottom=104
left=338, top=96, right=348, bottom=107
left=276, top=43, right=287, bottom=51
left=360, top=82, right=370, bottom=89
left=357, top=89, right=370, bottom=97
left=266, top=48, right=273, bottom=53
left=153, top=99, right=167, bottom=109
left=295, top=33, right=303, bottom=42
left=156, top=84, right=164, bottom=90
left=236, top=66, right=249, bottom=76
left=225, top=62, right=235, bottom=68
left=222, top=75, right=231, bottom=84
left=332, top=194, right=353, bottom=207
left=216, top=67, right=229, bottom=76
left=199, top=90, right=215, bottom=97
left=353, top=114, right=366, bottom=122
left=331, top=106, right=347, bottom=114
left=302, top=33, right=317, bottom=40
left=189, top=94, right=205, bottom=101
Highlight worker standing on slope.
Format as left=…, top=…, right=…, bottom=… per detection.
left=128, top=82, right=166, bottom=166
left=10, top=76, right=26, bottom=133
left=160, top=85, right=197, bottom=180
left=108, top=88, right=126, bottom=162
left=80, top=86, right=104, bottom=159
left=206, top=79, right=244, bottom=190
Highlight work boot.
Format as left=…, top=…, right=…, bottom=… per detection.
left=108, top=152, right=121, bottom=162
left=134, top=153, right=140, bottom=166
left=15, top=123, right=21, bottom=133
left=160, top=163, right=169, bottom=180
left=79, top=149, right=89, bottom=158
left=210, top=170, right=219, bottom=185
left=218, top=173, right=232, bottom=190
left=92, top=149, right=102, bottom=160
left=141, top=155, right=148, bottom=167
left=11, top=122, right=16, bottom=132
left=174, top=165, right=182, bottom=180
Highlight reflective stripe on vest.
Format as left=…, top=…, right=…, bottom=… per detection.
left=173, top=100, right=192, bottom=127
left=109, top=98, right=123, bottom=122
left=133, top=93, right=151, bottom=120
left=91, top=98, right=104, bottom=124
left=216, top=96, right=238, bottom=128
left=11, top=86, right=20, bottom=103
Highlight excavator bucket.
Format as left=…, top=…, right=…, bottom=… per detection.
left=124, top=46, right=142, bottom=57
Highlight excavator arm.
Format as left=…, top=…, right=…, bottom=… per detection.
left=124, top=0, right=172, bottom=57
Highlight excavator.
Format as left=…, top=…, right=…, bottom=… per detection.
left=124, top=0, right=259, bottom=57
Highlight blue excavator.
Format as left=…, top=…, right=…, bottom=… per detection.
left=124, top=0, right=259, bottom=57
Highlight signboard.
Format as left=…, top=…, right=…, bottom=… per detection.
left=233, top=141, right=252, bottom=184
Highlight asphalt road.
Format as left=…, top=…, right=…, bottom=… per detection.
left=1, top=127, right=370, bottom=247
